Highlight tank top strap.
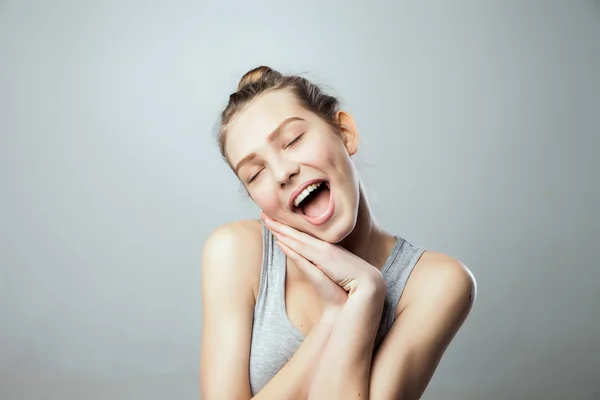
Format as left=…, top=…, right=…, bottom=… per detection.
left=254, top=222, right=275, bottom=315
left=249, top=222, right=305, bottom=394
left=375, top=236, right=427, bottom=347
left=253, top=221, right=289, bottom=323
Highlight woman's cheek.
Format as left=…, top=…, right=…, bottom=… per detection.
left=305, top=139, right=337, bottom=168
left=307, top=144, right=329, bottom=164
left=254, top=192, right=280, bottom=216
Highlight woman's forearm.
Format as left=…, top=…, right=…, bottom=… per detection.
left=308, top=285, right=386, bottom=400
left=251, top=310, right=339, bottom=400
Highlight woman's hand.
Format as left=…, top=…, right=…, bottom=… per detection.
left=261, top=212, right=386, bottom=302
left=262, top=213, right=388, bottom=399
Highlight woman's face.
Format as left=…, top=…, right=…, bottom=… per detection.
left=225, top=89, right=361, bottom=243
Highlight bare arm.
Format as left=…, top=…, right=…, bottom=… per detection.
left=200, top=221, right=341, bottom=400
left=309, top=252, right=476, bottom=400
left=200, top=222, right=257, bottom=400
left=368, top=252, right=477, bottom=399
left=308, top=277, right=386, bottom=399
left=258, top=215, right=390, bottom=399
left=256, top=217, right=477, bottom=399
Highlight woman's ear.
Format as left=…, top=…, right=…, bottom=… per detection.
left=336, top=111, right=359, bottom=156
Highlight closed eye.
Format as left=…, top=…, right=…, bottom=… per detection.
left=285, top=133, right=304, bottom=149
left=247, top=169, right=263, bottom=184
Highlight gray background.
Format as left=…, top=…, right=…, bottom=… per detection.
left=1, top=0, right=599, bottom=399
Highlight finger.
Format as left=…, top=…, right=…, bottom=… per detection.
left=271, top=229, right=332, bottom=268
left=273, top=228, right=358, bottom=290
left=264, top=217, right=330, bottom=260
left=263, top=215, right=312, bottom=241
left=275, top=240, right=330, bottom=285
left=274, top=232, right=347, bottom=289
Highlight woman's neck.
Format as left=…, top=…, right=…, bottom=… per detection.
left=339, top=184, right=397, bottom=270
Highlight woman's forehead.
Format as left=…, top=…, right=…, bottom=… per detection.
left=231, top=91, right=305, bottom=132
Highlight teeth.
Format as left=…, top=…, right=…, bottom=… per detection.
left=293, top=182, right=322, bottom=208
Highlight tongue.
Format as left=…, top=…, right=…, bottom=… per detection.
left=301, top=187, right=331, bottom=218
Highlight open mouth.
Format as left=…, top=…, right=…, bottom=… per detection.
left=291, top=181, right=335, bottom=225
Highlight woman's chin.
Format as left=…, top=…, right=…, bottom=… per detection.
left=309, top=215, right=357, bottom=244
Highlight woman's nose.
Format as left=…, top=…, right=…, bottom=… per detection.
left=274, top=159, right=300, bottom=188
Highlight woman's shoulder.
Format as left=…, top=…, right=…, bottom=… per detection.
left=398, top=250, right=477, bottom=314
left=201, top=219, right=265, bottom=300
left=204, top=219, right=263, bottom=246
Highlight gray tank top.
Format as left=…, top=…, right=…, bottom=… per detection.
left=248, top=222, right=427, bottom=395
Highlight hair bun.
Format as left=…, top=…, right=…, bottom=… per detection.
left=237, top=65, right=280, bottom=90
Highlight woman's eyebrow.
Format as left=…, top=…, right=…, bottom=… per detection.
left=267, top=117, right=305, bottom=143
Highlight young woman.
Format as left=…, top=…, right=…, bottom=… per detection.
left=200, top=66, right=477, bottom=400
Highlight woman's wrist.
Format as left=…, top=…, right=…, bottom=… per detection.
left=319, top=272, right=386, bottom=325
left=350, top=271, right=387, bottom=303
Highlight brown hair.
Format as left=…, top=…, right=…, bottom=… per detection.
left=217, top=66, right=342, bottom=167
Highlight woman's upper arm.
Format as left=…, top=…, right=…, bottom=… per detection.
left=369, top=251, right=477, bottom=400
left=200, top=221, right=263, bottom=400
